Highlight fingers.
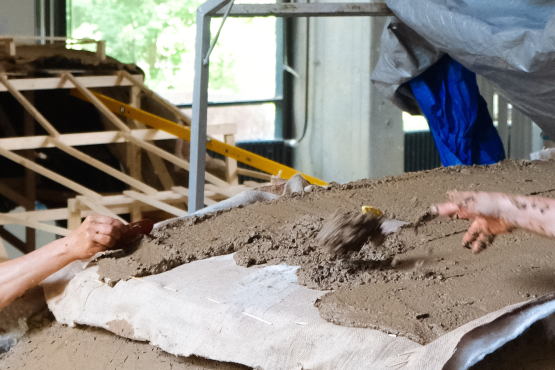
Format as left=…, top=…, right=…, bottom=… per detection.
left=115, top=219, right=154, bottom=248
left=431, top=202, right=460, bottom=217
left=86, top=226, right=117, bottom=249
left=85, top=222, right=127, bottom=250
left=472, top=232, right=496, bottom=254
left=90, top=223, right=123, bottom=239
left=461, top=218, right=496, bottom=254
left=85, top=215, right=126, bottom=229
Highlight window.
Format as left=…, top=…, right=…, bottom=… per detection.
left=68, top=0, right=282, bottom=141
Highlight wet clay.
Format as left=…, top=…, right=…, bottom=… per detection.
left=0, top=317, right=248, bottom=370
left=96, top=160, right=555, bottom=344
left=316, top=211, right=385, bottom=255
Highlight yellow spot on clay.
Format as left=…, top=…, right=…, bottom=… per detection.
left=361, top=206, right=383, bottom=217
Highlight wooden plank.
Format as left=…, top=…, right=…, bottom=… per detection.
left=123, top=190, right=188, bottom=217
left=0, top=75, right=137, bottom=92
left=51, top=138, right=158, bottom=195
left=0, top=129, right=175, bottom=151
left=205, top=184, right=249, bottom=198
left=96, top=40, right=106, bottom=61
left=122, top=133, right=231, bottom=189
left=79, top=91, right=327, bottom=186
left=0, top=182, right=35, bottom=209
left=171, top=186, right=218, bottom=206
left=0, top=213, right=71, bottom=236
left=224, top=133, right=239, bottom=185
left=23, top=91, right=36, bottom=254
left=128, top=85, right=145, bottom=221
left=236, top=168, right=272, bottom=181
left=67, top=199, right=82, bottom=230
left=120, top=70, right=192, bottom=126
left=0, top=146, right=102, bottom=200
left=76, top=196, right=128, bottom=224
left=0, top=74, right=59, bottom=136
left=64, top=72, right=131, bottom=133
left=0, top=226, right=27, bottom=255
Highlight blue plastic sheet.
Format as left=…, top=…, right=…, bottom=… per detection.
left=409, top=55, right=506, bottom=167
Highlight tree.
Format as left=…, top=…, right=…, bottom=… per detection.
left=71, top=0, right=237, bottom=93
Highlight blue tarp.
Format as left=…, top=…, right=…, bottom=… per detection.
left=409, top=55, right=506, bottom=167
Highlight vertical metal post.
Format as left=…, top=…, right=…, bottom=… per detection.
left=274, top=17, right=284, bottom=139
left=189, top=12, right=212, bottom=212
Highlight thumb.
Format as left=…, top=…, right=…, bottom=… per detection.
left=116, top=219, right=154, bottom=248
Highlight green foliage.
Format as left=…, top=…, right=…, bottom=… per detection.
left=71, top=0, right=237, bottom=91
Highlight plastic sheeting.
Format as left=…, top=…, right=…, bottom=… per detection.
left=371, top=0, right=555, bottom=141
left=409, top=55, right=505, bottom=166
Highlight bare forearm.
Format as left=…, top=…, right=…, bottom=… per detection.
left=494, top=194, right=555, bottom=237
left=437, top=191, right=555, bottom=237
left=0, top=237, right=74, bottom=310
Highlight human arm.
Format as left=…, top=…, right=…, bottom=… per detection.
left=431, top=191, right=555, bottom=254
left=0, top=215, right=150, bottom=310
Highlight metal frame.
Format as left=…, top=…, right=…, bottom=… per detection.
left=189, top=2, right=393, bottom=211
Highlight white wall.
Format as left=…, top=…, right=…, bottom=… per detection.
left=291, top=0, right=404, bottom=184
left=0, top=0, right=35, bottom=36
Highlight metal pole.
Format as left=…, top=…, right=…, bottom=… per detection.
left=189, top=11, right=212, bottom=212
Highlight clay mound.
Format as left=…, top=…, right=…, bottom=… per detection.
left=94, top=159, right=555, bottom=344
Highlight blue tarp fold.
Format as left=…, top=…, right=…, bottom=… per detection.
left=409, top=55, right=506, bottom=166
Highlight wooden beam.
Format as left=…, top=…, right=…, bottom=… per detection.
left=0, top=226, right=27, bottom=255
left=0, top=146, right=102, bottom=200
left=67, top=199, right=82, bottom=230
left=0, top=74, right=59, bottom=136
left=122, top=133, right=231, bottom=189
left=76, top=196, right=128, bottom=224
left=0, top=213, right=71, bottom=236
left=0, top=129, right=175, bottom=151
left=0, top=182, right=35, bottom=209
left=205, top=184, right=249, bottom=198
left=119, top=70, right=192, bottom=126
left=0, top=75, right=138, bottom=92
left=224, top=133, right=239, bottom=185
left=64, top=72, right=131, bottom=133
left=171, top=186, right=217, bottom=206
left=23, top=91, right=36, bottom=254
left=123, top=190, right=188, bottom=217
left=51, top=138, right=158, bottom=195
left=79, top=91, right=327, bottom=186
left=236, top=168, right=272, bottom=181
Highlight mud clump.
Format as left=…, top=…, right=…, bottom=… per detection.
left=234, top=215, right=421, bottom=290
left=316, top=211, right=384, bottom=255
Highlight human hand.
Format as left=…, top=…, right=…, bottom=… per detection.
left=431, top=191, right=515, bottom=254
left=62, top=215, right=153, bottom=261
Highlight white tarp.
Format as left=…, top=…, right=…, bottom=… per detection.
left=371, top=0, right=555, bottom=141
left=43, top=252, right=555, bottom=370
